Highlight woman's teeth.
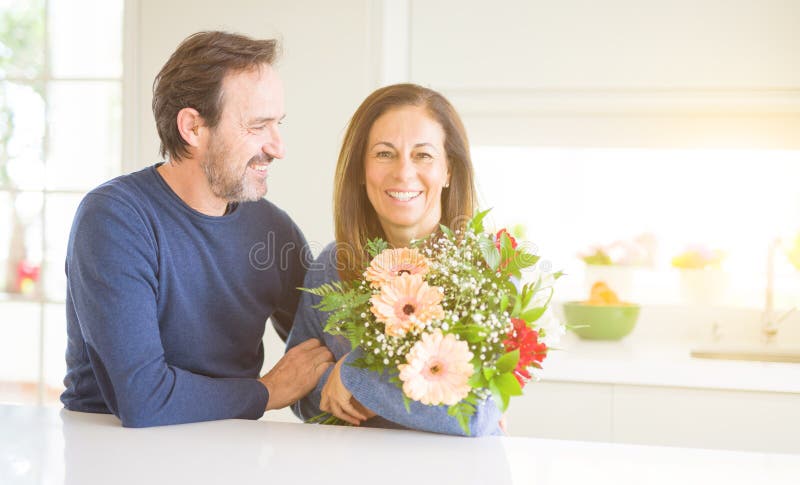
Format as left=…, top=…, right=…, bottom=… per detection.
left=250, top=164, right=268, bottom=172
left=387, top=191, right=422, bottom=201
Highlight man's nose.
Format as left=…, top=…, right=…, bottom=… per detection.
left=263, top=131, right=286, bottom=160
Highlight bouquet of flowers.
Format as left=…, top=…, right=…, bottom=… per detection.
left=303, top=210, right=564, bottom=434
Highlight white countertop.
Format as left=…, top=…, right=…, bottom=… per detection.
left=538, top=333, right=800, bottom=394
left=1, top=404, right=798, bottom=485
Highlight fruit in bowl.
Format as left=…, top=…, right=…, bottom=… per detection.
left=563, top=282, right=640, bottom=340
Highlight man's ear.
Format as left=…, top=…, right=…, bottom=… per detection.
left=176, top=107, right=204, bottom=147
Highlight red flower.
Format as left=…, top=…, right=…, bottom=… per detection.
left=495, top=229, right=519, bottom=274
left=495, top=229, right=518, bottom=251
left=503, top=318, right=547, bottom=387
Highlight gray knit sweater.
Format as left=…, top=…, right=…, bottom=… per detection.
left=286, top=242, right=502, bottom=436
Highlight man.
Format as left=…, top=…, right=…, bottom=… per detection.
left=61, top=31, right=333, bottom=427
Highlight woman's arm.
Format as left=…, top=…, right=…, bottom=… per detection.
left=285, top=246, right=353, bottom=421
left=339, top=348, right=503, bottom=436
left=285, top=286, right=336, bottom=421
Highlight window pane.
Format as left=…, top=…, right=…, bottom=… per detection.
left=472, top=147, right=800, bottom=307
left=0, top=302, right=40, bottom=404
left=43, top=303, right=66, bottom=403
left=0, top=0, right=45, bottom=80
left=46, top=81, right=121, bottom=190
left=43, top=193, right=82, bottom=301
left=48, top=0, right=122, bottom=78
left=0, top=80, right=45, bottom=191
left=0, top=190, right=43, bottom=296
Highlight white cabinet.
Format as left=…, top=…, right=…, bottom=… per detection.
left=508, top=380, right=800, bottom=454
left=401, top=0, right=800, bottom=148
left=410, top=0, right=800, bottom=90
left=507, top=381, right=613, bottom=442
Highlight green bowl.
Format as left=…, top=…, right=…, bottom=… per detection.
left=562, top=301, right=640, bottom=340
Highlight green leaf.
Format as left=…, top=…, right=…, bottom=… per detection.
left=299, top=280, right=355, bottom=298
left=495, top=349, right=520, bottom=374
left=489, top=380, right=510, bottom=412
left=450, top=323, right=487, bottom=343
left=482, top=367, right=496, bottom=381
left=468, top=369, right=488, bottom=388
left=494, top=372, right=523, bottom=397
left=439, top=224, right=454, bottom=239
left=521, top=306, right=546, bottom=323
left=447, top=401, right=477, bottom=436
left=479, top=235, right=501, bottom=270
left=402, top=394, right=411, bottom=413
left=469, top=208, right=492, bottom=233
left=504, top=251, right=541, bottom=276
left=499, top=294, right=510, bottom=312
left=365, top=238, right=389, bottom=258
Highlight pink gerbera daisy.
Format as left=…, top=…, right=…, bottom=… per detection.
left=370, top=274, right=444, bottom=337
left=398, top=329, right=474, bottom=406
left=365, top=248, right=430, bottom=288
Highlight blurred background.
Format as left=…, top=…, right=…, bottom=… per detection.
left=1, top=0, right=798, bottom=452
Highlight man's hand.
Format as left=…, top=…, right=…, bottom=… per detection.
left=320, top=353, right=377, bottom=425
left=260, top=339, right=334, bottom=411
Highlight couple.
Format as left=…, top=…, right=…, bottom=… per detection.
left=61, top=31, right=501, bottom=436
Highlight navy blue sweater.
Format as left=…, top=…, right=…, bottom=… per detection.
left=61, top=164, right=309, bottom=427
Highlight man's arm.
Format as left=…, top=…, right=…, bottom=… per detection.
left=68, top=194, right=329, bottom=427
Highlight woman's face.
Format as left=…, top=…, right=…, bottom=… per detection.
left=364, top=106, right=450, bottom=243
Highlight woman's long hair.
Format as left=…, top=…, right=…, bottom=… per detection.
left=333, top=83, right=477, bottom=281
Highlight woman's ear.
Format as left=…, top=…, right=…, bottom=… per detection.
left=176, top=107, right=204, bottom=147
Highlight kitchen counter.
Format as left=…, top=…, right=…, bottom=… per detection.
left=541, top=333, right=800, bottom=394
left=1, top=404, right=798, bottom=485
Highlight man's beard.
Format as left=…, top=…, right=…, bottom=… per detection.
left=201, top=135, right=269, bottom=203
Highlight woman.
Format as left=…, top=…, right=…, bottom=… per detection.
left=286, top=83, right=501, bottom=436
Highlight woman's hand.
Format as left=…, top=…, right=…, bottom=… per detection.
left=320, top=353, right=377, bottom=425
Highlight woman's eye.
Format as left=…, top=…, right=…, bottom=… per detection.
left=376, top=151, right=393, bottom=158
left=415, top=152, right=433, bottom=160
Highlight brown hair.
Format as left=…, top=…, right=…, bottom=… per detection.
left=152, top=31, right=280, bottom=161
left=333, top=83, right=477, bottom=280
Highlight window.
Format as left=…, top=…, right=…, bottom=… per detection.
left=472, top=146, right=800, bottom=309
left=0, top=0, right=123, bottom=404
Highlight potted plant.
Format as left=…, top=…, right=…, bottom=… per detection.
left=672, top=245, right=728, bottom=305
left=578, top=234, right=655, bottom=301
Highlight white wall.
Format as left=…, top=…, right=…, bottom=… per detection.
left=128, top=0, right=800, bottom=239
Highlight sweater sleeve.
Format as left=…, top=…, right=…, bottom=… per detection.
left=269, top=221, right=311, bottom=343
left=340, top=348, right=503, bottom=436
left=285, top=256, right=341, bottom=421
left=67, top=193, right=268, bottom=427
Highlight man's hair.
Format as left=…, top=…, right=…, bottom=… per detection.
left=333, top=83, right=477, bottom=280
left=152, top=31, right=280, bottom=161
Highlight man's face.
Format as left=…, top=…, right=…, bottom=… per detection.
left=201, top=64, right=286, bottom=202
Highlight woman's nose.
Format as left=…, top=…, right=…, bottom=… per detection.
left=394, top=154, right=416, bottom=180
